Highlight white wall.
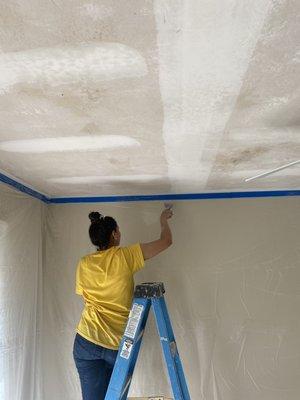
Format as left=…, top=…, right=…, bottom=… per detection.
left=43, top=197, right=300, bottom=400
left=0, top=183, right=43, bottom=400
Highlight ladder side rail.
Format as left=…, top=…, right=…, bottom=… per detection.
left=159, top=297, right=191, bottom=400
left=105, top=298, right=151, bottom=400
left=151, top=297, right=185, bottom=400
left=159, top=296, right=175, bottom=341
left=120, top=298, right=151, bottom=400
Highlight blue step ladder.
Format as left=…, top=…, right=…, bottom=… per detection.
left=105, top=282, right=191, bottom=400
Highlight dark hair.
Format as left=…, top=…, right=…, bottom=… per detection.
left=88, top=211, right=117, bottom=250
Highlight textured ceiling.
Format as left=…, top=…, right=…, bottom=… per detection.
left=0, top=0, right=299, bottom=197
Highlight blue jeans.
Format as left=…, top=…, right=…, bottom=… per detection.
left=73, top=333, right=118, bottom=400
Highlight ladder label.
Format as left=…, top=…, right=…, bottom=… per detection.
left=120, top=339, right=134, bottom=359
left=124, top=303, right=144, bottom=339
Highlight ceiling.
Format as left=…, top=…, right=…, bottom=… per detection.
left=0, top=0, right=299, bottom=198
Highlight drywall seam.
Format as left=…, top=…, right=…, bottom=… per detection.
left=0, top=136, right=141, bottom=154
left=0, top=43, right=147, bottom=93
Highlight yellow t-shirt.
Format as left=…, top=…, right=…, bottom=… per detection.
left=75, top=243, right=145, bottom=350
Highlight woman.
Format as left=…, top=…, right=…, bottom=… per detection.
left=73, top=208, right=173, bottom=400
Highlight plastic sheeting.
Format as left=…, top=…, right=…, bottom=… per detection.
left=0, top=183, right=43, bottom=400
left=1, top=182, right=300, bottom=399
left=44, top=199, right=300, bottom=400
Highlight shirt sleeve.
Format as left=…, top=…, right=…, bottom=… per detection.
left=121, top=243, right=145, bottom=274
left=75, top=258, right=84, bottom=295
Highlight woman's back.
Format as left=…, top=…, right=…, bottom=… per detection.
left=76, top=244, right=144, bottom=349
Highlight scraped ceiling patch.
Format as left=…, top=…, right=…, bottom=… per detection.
left=0, top=135, right=140, bottom=153
left=0, top=220, right=8, bottom=237
left=0, top=43, right=147, bottom=92
left=47, top=175, right=165, bottom=184
left=78, top=3, right=113, bottom=20
left=154, top=0, right=272, bottom=190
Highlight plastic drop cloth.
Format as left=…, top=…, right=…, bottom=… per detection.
left=1, top=181, right=300, bottom=399
left=0, top=183, right=43, bottom=400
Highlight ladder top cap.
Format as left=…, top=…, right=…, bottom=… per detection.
left=134, top=282, right=165, bottom=298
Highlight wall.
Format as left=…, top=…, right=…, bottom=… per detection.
left=0, top=182, right=43, bottom=400
left=43, top=197, right=300, bottom=400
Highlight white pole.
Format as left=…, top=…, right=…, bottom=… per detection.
left=245, top=159, right=300, bottom=182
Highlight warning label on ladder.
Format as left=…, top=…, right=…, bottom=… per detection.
left=124, top=303, right=144, bottom=339
left=120, top=339, right=134, bottom=359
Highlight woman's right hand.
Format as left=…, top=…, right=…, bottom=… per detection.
left=160, top=209, right=173, bottom=224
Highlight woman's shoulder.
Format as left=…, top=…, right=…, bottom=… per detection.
left=83, top=246, right=121, bottom=259
left=80, top=244, right=141, bottom=260
left=117, top=243, right=141, bottom=253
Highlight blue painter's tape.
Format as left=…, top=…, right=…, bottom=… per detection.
left=50, top=190, right=300, bottom=204
left=0, top=171, right=299, bottom=203
left=0, top=172, right=50, bottom=203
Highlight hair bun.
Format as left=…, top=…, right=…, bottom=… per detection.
left=89, top=211, right=103, bottom=223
